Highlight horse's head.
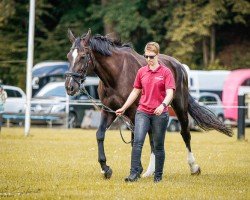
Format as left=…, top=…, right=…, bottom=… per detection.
left=65, top=29, right=93, bottom=96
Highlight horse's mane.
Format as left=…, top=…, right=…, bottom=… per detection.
left=89, top=34, right=132, bottom=56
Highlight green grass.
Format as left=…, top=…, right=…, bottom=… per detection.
left=0, top=127, right=249, bottom=199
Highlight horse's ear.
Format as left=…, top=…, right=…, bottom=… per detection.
left=68, top=29, right=76, bottom=43
left=83, top=28, right=92, bottom=45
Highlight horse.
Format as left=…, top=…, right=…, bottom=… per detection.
left=65, top=29, right=233, bottom=179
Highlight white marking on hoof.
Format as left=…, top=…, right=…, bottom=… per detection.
left=142, top=153, right=155, bottom=178
left=191, top=166, right=201, bottom=175
left=187, top=150, right=201, bottom=175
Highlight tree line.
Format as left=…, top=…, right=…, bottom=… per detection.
left=0, top=0, right=249, bottom=89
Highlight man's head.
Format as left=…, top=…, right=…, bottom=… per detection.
left=144, top=42, right=160, bottom=66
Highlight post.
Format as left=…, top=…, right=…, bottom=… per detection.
left=237, top=94, right=245, bottom=140
left=65, top=94, right=69, bottom=128
left=237, top=86, right=250, bottom=140
left=24, top=0, right=35, bottom=136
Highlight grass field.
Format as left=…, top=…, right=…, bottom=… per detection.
left=0, top=127, right=249, bottom=199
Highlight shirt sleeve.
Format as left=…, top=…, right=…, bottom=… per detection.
left=133, top=70, right=142, bottom=89
left=3, top=91, right=7, bottom=102
left=165, top=70, right=176, bottom=90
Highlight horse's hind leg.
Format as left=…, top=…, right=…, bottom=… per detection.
left=142, top=128, right=155, bottom=177
left=172, top=99, right=201, bottom=175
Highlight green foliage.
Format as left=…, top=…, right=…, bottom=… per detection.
left=0, top=0, right=53, bottom=89
left=36, top=1, right=97, bottom=61
left=88, top=0, right=152, bottom=52
left=0, top=0, right=15, bottom=28
left=0, top=0, right=249, bottom=87
left=165, top=0, right=228, bottom=66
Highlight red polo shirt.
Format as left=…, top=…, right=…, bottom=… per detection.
left=133, top=64, right=175, bottom=114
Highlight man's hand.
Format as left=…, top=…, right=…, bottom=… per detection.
left=115, top=107, right=125, bottom=116
left=154, top=104, right=165, bottom=115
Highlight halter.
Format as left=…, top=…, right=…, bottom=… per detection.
left=65, top=46, right=94, bottom=86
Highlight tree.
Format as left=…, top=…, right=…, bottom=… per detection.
left=164, top=0, right=250, bottom=69
left=88, top=0, right=152, bottom=52
left=0, top=0, right=52, bottom=89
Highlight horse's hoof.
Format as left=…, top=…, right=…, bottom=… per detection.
left=104, top=168, right=113, bottom=179
left=191, top=167, right=201, bottom=175
left=142, top=171, right=154, bottom=178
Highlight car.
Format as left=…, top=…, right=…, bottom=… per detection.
left=30, top=77, right=101, bottom=128
left=2, top=85, right=26, bottom=114
left=167, top=92, right=224, bottom=132
left=192, top=92, right=225, bottom=122
left=32, top=61, right=69, bottom=96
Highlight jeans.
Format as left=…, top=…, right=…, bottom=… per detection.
left=130, top=110, right=169, bottom=178
left=0, top=112, right=3, bottom=127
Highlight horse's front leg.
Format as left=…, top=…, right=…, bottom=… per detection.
left=96, top=111, right=115, bottom=179
left=142, top=129, right=155, bottom=177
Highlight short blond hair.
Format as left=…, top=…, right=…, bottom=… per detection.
left=144, top=42, right=160, bottom=54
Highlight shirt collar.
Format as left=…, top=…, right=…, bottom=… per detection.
left=146, top=64, right=162, bottom=72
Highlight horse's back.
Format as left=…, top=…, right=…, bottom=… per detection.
left=159, top=54, right=189, bottom=89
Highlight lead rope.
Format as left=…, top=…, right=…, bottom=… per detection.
left=79, top=85, right=134, bottom=144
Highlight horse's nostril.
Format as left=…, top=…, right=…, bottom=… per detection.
left=70, top=86, right=74, bottom=92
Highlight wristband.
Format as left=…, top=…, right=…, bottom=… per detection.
left=162, top=103, right=167, bottom=108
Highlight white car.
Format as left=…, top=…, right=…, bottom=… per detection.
left=191, top=92, right=225, bottom=122
left=30, top=77, right=101, bottom=128
left=2, top=85, right=26, bottom=113
left=167, top=92, right=224, bottom=132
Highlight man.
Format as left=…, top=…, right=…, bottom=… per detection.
left=116, top=42, right=175, bottom=182
left=0, top=85, right=7, bottom=132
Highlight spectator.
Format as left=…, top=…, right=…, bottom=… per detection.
left=0, top=84, right=7, bottom=132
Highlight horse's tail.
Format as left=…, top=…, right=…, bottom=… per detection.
left=188, top=93, right=233, bottom=137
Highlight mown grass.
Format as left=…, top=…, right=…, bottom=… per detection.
left=0, top=127, right=249, bottom=199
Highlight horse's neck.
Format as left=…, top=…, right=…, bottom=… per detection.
left=93, top=50, right=143, bottom=88
left=92, top=53, right=118, bottom=87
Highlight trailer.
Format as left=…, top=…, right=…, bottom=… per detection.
left=189, top=70, right=230, bottom=99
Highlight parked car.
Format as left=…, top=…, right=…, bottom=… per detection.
left=2, top=85, right=26, bottom=113
left=192, top=92, right=225, bottom=122
left=167, top=92, right=224, bottom=132
left=32, top=61, right=69, bottom=96
left=30, top=77, right=101, bottom=128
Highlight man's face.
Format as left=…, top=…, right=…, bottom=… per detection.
left=144, top=50, right=157, bottom=66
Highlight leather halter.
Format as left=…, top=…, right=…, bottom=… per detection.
left=65, top=46, right=94, bottom=86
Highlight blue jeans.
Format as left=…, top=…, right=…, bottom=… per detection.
left=0, top=112, right=3, bottom=127
left=130, top=110, right=169, bottom=178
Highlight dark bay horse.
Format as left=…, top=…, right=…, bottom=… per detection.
left=65, top=29, right=233, bottom=179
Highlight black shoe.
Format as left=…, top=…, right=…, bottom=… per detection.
left=154, top=177, right=162, bottom=183
left=124, top=173, right=140, bottom=182
left=139, top=167, right=143, bottom=175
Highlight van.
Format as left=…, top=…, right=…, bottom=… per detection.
left=189, top=70, right=230, bottom=99
left=222, top=69, right=250, bottom=125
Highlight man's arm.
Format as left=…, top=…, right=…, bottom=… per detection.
left=154, top=88, right=174, bottom=115
left=115, top=88, right=141, bottom=115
